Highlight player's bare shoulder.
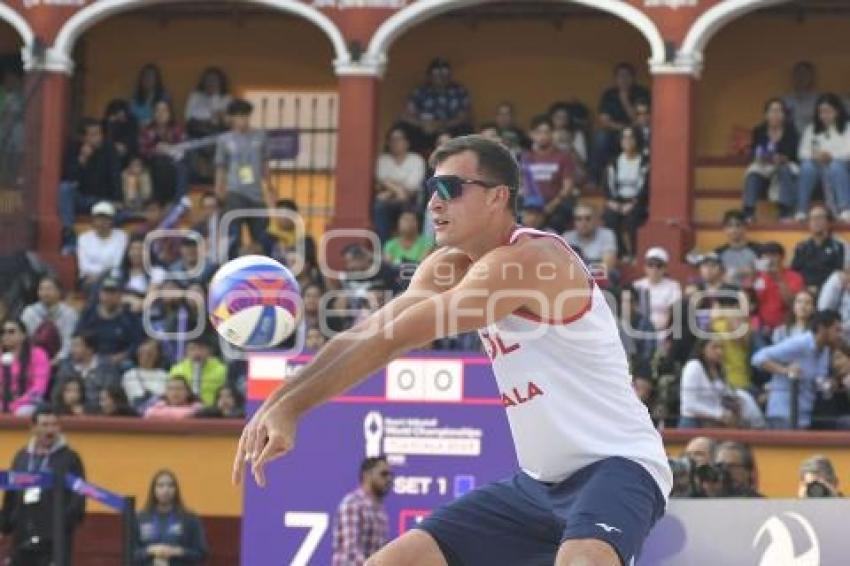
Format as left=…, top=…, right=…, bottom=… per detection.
left=409, top=246, right=473, bottom=293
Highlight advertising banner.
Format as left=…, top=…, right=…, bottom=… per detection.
left=242, top=352, right=849, bottom=566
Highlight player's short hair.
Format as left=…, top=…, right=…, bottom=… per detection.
left=429, top=135, right=520, bottom=214
left=359, top=456, right=388, bottom=481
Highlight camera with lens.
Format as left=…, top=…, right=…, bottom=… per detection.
left=805, top=480, right=834, bottom=498
left=668, top=457, right=736, bottom=497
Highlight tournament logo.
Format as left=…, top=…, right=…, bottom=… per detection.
left=753, top=512, right=820, bottom=566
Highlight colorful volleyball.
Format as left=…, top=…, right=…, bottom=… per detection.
left=208, top=255, right=301, bottom=349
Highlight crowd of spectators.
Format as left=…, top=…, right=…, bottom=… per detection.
left=3, top=57, right=850, bottom=431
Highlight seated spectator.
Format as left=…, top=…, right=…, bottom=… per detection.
left=133, top=469, right=208, bottom=564
left=818, top=260, right=850, bottom=341
left=679, top=339, right=764, bottom=429
left=193, top=191, right=222, bottom=266
left=521, top=115, right=577, bottom=233
left=123, top=338, right=169, bottom=411
left=58, top=119, right=122, bottom=253
left=401, top=58, right=471, bottom=151
left=169, top=338, right=226, bottom=407
left=168, top=238, right=209, bottom=286
left=373, top=127, right=426, bottom=243
left=305, top=327, right=328, bottom=351
left=633, top=98, right=651, bottom=158
left=215, top=99, right=271, bottom=257
left=1, top=319, right=50, bottom=416
left=383, top=210, right=432, bottom=266
left=54, top=332, right=122, bottom=413
left=130, top=197, right=192, bottom=267
left=752, top=309, right=843, bottom=429
left=753, top=241, right=804, bottom=332
left=773, top=289, right=815, bottom=344
left=96, top=386, right=138, bottom=417
left=791, top=205, right=845, bottom=292
left=103, top=98, right=138, bottom=167
left=618, top=285, right=657, bottom=377
left=115, top=236, right=166, bottom=313
left=302, top=283, right=324, bottom=331
left=121, top=157, right=153, bottom=215
left=715, top=210, right=762, bottom=287
left=21, top=276, right=79, bottom=363
left=798, top=93, right=850, bottom=222
left=144, top=376, right=203, bottom=419
left=519, top=197, right=554, bottom=233
left=602, top=127, right=649, bottom=261
left=549, top=101, right=588, bottom=165
left=138, top=100, right=188, bottom=204
left=77, top=201, right=128, bottom=289
left=493, top=101, right=529, bottom=153
left=194, top=384, right=244, bottom=419
left=185, top=67, right=231, bottom=182
left=632, top=247, right=682, bottom=331
left=75, top=276, right=143, bottom=366
left=129, top=63, right=170, bottom=127
left=798, top=454, right=842, bottom=497
left=713, top=441, right=764, bottom=497
left=52, top=376, right=86, bottom=416
left=590, top=62, right=650, bottom=183
left=266, top=199, right=317, bottom=270
left=340, top=243, right=397, bottom=296
left=144, top=280, right=197, bottom=365
left=563, top=202, right=618, bottom=274
left=741, top=98, right=799, bottom=223
left=782, top=61, right=818, bottom=137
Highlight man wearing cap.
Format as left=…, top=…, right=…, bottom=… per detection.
left=76, top=201, right=128, bottom=288
left=402, top=58, right=472, bottom=147
left=753, top=241, right=804, bottom=331
left=74, top=276, right=142, bottom=366
left=791, top=205, right=845, bottom=292
left=633, top=247, right=682, bottom=330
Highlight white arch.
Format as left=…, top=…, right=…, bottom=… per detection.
left=680, top=0, right=790, bottom=58
left=365, top=0, right=667, bottom=70
left=53, top=0, right=350, bottom=68
left=0, top=3, right=35, bottom=48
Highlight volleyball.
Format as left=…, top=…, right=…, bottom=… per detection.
left=208, top=255, right=301, bottom=349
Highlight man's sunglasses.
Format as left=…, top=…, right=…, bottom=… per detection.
left=425, top=175, right=502, bottom=200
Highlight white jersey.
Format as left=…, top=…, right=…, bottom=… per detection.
left=478, top=227, right=672, bottom=498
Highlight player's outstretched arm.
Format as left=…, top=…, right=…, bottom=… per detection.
left=232, top=247, right=470, bottom=485
left=244, top=244, right=546, bottom=486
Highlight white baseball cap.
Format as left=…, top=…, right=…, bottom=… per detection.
left=645, top=246, right=669, bottom=264
left=91, top=201, right=116, bottom=217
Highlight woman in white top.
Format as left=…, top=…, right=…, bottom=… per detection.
left=602, top=127, right=649, bottom=260
left=373, top=126, right=426, bottom=242
left=797, top=93, right=850, bottom=222
left=679, top=339, right=765, bottom=429
left=184, top=67, right=231, bottom=181
left=122, top=338, right=169, bottom=411
left=632, top=246, right=682, bottom=331
left=772, top=289, right=814, bottom=344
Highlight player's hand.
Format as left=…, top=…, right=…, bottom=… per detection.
left=233, top=409, right=264, bottom=485
left=250, top=401, right=299, bottom=487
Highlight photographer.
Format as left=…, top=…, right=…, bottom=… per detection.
left=798, top=455, right=842, bottom=498
left=673, top=440, right=763, bottom=498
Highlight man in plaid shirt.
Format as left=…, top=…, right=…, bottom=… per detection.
left=332, top=457, right=392, bottom=565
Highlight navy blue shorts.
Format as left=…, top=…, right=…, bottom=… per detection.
left=416, top=457, right=666, bottom=566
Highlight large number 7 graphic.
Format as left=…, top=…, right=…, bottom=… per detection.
left=284, top=511, right=329, bottom=566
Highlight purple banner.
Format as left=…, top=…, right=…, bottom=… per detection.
left=242, top=352, right=516, bottom=566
